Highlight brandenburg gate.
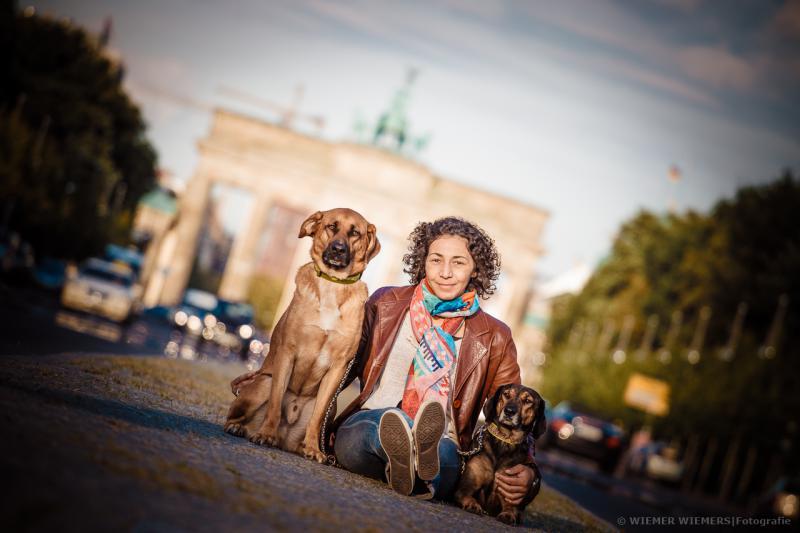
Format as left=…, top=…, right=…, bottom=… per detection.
left=149, top=109, right=548, bottom=338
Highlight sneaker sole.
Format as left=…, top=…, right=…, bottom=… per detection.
left=379, top=412, right=414, bottom=496
left=414, top=402, right=445, bottom=481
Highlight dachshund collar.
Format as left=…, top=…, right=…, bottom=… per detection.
left=486, top=422, right=525, bottom=445
left=314, top=264, right=362, bottom=284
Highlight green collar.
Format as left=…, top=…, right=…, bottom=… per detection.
left=314, top=263, right=362, bottom=285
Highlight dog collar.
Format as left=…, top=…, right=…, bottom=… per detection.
left=314, top=263, right=362, bottom=284
left=486, top=422, right=525, bottom=445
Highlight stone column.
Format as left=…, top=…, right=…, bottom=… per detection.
left=143, top=228, right=178, bottom=307
left=218, top=191, right=273, bottom=302
left=158, top=172, right=212, bottom=306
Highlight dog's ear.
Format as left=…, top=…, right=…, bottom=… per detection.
left=365, top=223, right=381, bottom=262
left=298, top=211, right=324, bottom=238
left=483, top=385, right=506, bottom=423
left=533, top=395, right=547, bottom=439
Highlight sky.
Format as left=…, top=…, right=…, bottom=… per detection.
left=32, top=0, right=800, bottom=279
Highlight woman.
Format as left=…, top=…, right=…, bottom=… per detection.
left=331, top=216, right=537, bottom=505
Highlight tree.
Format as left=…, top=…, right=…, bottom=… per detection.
left=543, top=172, right=799, bottom=466
left=0, top=7, right=156, bottom=258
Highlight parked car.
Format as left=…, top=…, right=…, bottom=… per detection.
left=104, top=244, right=143, bottom=280
left=214, top=299, right=261, bottom=358
left=170, top=289, right=220, bottom=338
left=626, top=440, right=684, bottom=484
left=169, top=291, right=266, bottom=361
left=61, top=258, right=142, bottom=322
left=753, top=476, right=800, bottom=520
left=33, top=257, right=68, bottom=291
left=540, top=401, right=627, bottom=473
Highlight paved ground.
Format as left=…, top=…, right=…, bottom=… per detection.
left=0, top=354, right=612, bottom=532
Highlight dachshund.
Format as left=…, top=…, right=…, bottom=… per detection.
left=455, top=384, right=546, bottom=525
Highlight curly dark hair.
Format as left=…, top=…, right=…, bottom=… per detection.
left=402, top=216, right=501, bottom=298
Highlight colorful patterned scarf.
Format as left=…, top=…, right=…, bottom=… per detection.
left=400, top=279, right=480, bottom=419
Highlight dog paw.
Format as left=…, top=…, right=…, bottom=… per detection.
left=249, top=432, right=279, bottom=447
left=497, top=511, right=519, bottom=525
left=224, top=422, right=246, bottom=437
left=302, top=444, right=326, bottom=463
left=461, top=500, right=484, bottom=515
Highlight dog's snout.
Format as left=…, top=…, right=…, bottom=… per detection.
left=504, top=404, right=518, bottom=416
left=322, top=238, right=351, bottom=269
left=329, top=240, right=348, bottom=254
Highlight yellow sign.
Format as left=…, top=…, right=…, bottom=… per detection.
left=624, top=373, right=670, bottom=416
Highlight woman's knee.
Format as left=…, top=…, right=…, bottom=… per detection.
left=334, top=411, right=386, bottom=479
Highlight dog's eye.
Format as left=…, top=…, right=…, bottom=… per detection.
left=523, top=397, right=532, bottom=404
left=326, top=224, right=336, bottom=231
left=349, top=229, right=360, bottom=237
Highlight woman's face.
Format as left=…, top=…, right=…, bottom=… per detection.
left=424, top=235, right=476, bottom=300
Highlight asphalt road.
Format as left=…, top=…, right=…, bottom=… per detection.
left=0, top=353, right=608, bottom=532
left=0, top=282, right=737, bottom=531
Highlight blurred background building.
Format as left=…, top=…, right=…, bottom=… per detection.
left=135, top=108, right=549, bottom=375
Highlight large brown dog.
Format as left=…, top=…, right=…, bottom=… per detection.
left=455, top=384, right=546, bottom=525
left=224, top=208, right=380, bottom=462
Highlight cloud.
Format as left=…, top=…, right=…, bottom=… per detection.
left=122, top=54, right=198, bottom=123
left=300, top=0, right=713, bottom=109
left=590, top=53, right=719, bottom=105
left=649, top=0, right=703, bottom=13
left=519, top=0, right=667, bottom=60
left=517, top=1, right=791, bottom=102
left=437, top=0, right=509, bottom=20
left=304, top=0, right=459, bottom=65
left=513, top=1, right=724, bottom=105
left=676, top=46, right=759, bottom=91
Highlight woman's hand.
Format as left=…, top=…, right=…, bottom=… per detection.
left=494, top=464, right=535, bottom=505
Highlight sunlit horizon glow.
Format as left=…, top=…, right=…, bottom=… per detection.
left=31, top=0, right=800, bottom=278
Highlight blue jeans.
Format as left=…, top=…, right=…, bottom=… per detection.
left=334, top=408, right=461, bottom=500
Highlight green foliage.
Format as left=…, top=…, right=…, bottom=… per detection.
left=0, top=9, right=156, bottom=259
left=543, top=172, right=799, bottom=453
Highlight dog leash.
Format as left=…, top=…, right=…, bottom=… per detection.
left=456, top=424, right=540, bottom=476
left=319, top=356, right=357, bottom=467
left=456, top=423, right=487, bottom=475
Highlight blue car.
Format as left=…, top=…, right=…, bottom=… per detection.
left=541, top=401, right=627, bottom=473
left=34, top=258, right=67, bottom=290
left=214, top=299, right=263, bottom=359
left=171, top=289, right=220, bottom=337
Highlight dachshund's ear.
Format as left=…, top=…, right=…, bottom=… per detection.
left=483, top=385, right=506, bottom=423
left=533, top=396, right=547, bottom=439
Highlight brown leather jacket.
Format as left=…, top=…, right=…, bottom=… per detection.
left=332, top=285, right=522, bottom=450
